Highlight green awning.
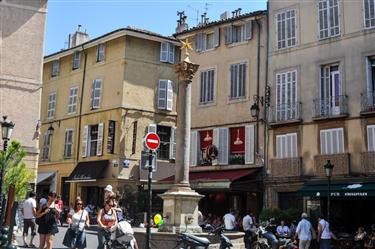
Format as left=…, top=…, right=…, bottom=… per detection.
left=299, top=183, right=375, bottom=197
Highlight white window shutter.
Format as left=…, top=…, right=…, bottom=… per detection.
left=96, top=123, right=104, bottom=156
left=337, top=128, right=344, bottom=153
left=82, top=125, right=88, bottom=157
left=218, top=128, right=229, bottom=165
left=168, top=44, right=174, bottom=64
left=245, top=20, right=252, bottom=40
left=160, top=42, right=168, bottom=62
left=368, top=126, right=375, bottom=152
left=166, top=80, right=174, bottom=111
left=214, top=27, right=220, bottom=47
left=148, top=124, right=157, bottom=134
left=224, top=26, right=233, bottom=44
left=291, top=133, right=297, bottom=157
left=195, top=33, right=203, bottom=52
left=170, top=127, right=177, bottom=159
left=157, top=80, right=167, bottom=109
left=245, top=125, right=254, bottom=164
left=276, top=135, right=282, bottom=159
left=190, top=131, right=198, bottom=166
left=320, top=130, right=327, bottom=154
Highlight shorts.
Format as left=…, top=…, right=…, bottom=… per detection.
left=23, top=219, right=36, bottom=236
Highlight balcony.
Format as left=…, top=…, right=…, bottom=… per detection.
left=312, top=95, right=348, bottom=120
left=269, top=157, right=302, bottom=178
left=314, top=153, right=350, bottom=177
left=360, top=91, right=375, bottom=115
left=270, top=102, right=302, bottom=125
left=361, top=151, right=375, bottom=174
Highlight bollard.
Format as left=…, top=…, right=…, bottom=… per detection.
left=0, top=195, right=7, bottom=227
left=7, top=201, right=18, bottom=246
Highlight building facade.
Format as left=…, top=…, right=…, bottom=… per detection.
left=174, top=10, right=268, bottom=217
left=268, top=0, right=375, bottom=230
left=39, top=28, right=180, bottom=206
left=0, top=0, right=48, bottom=183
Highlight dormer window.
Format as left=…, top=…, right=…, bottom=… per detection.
left=51, top=60, right=59, bottom=77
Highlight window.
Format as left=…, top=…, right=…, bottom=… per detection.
left=72, top=51, right=80, bottom=69
left=91, top=79, right=102, bottom=109
left=229, top=62, right=247, bottom=99
left=195, top=28, right=220, bottom=52
left=42, top=130, right=52, bottom=160
left=367, top=125, right=375, bottom=151
left=366, top=57, right=375, bottom=94
left=229, top=126, right=255, bottom=164
left=224, top=21, right=252, bottom=44
left=320, top=128, right=344, bottom=155
left=160, top=42, right=175, bottom=63
left=82, top=123, right=104, bottom=157
left=213, top=128, right=229, bottom=165
left=318, top=0, right=340, bottom=39
left=276, top=70, right=298, bottom=121
left=320, top=64, right=341, bottom=115
left=364, top=0, right=375, bottom=28
left=51, top=60, right=59, bottom=77
left=107, top=120, right=115, bottom=154
left=200, top=69, right=215, bottom=104
left=96, top=43, right=105, bottom=62
left=157, top=80, right=173, bottom=111
left=47, top=92, right=57, bottom=119
left=149, top=125, right=176, bottom=160
left=68, top=87, right=78, bottom=114
left=276, top=133, right=297, bottom=159
left=276, top=9, right=297, bottom=49
left=64, top=129, right=74, bottom=158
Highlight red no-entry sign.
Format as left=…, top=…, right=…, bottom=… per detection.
left=144, top=132, right=160, bottom=151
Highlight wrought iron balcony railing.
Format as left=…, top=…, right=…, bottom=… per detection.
left=270, top=102, right=302, bottom=123
left=361, top=91, right=375, bottom=114
left=313, top=95, right=348, bottom=118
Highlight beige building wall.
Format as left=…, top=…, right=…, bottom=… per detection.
left=0, top=0, right=48, bottom=178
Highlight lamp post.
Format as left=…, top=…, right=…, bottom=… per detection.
left=0, top=116, right=15, bottom=226
left=324, top=160, right=334, bottom=222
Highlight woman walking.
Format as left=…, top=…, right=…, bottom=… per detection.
left=63, top=199, right=90, bottom=249
left=36, top=192, right=60, bottom=249
left=97, top=199, right=118, bottom=249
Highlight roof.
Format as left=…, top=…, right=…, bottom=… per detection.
left=175, top=10, right=267, bottom=36
left=44, top=26, right=179, bottom=60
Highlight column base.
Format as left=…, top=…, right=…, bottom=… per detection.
left=158, top=185, right=204, bottom=233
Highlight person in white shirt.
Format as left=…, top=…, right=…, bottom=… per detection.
left=276, top=220, right=290, bottom=237
left=223, top=209, right=236, bottom=231
left=296, top=213, right=314, bottom=249
left=242, top=210, right=255, bottom=249
left=22, top=192, right=37, bottom=248
left=318, top=215, right=331, bottom=249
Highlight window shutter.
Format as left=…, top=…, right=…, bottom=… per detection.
left=64, top=130, right=69, bottom=157
left=190, top=131, right=198, bottom=166
left=218, top=128, right=229, bottom=165
left=245, top=21, right=252, bottom=40
left=170, top=127, right=176, bottom=159
left=168, top=44, right=175, bottom=64
left=368, top=126, right=375, bottom=152
left=157, top=80, right=167, bottom=109
left=148, top=124, right=157, bottom=134
left=160, top=42, right=168, bottom=62
left=214, top=27, right=220, bottom=47
left=195, top=33, right=203, bottom=52
left=245, top=125, right=254, bottom=164
left=82, top=125, right=88, bottom=157
left=276, top=135, right=282, bottom=159
left=224, top=26, right=233, bottom=44
left=96, top=123, right=104, bottom=156
left=337, top=128, right=344, bottom=153
left=320, top=130, right=327, bottom=154
left=166, top=80, right=174, bottom=111
left=291, top=133, right=297, bottom=157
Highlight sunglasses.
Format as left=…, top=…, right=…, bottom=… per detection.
left=76, top=203, right=83, bottom=206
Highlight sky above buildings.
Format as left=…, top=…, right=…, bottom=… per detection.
left=44, top=0, right=267, bottom=55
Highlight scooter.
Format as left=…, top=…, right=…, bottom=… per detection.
left=174, top=233, right=210, bottom=249
left=209, top=226, right=233, bottom=249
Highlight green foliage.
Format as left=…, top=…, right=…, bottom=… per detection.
left=260, top=207, right=302, bottom=224
left=0, top=140, right=34, bottom=201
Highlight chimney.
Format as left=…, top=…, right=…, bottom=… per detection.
left=176, top=11, right=188, bottom=33
left=68, top=25, right=89, bottom=48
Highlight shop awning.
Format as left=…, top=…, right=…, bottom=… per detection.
left=67, top=160, right=108, bottom=183
left=37, top=171, right=56, bottom=184
left=299, top=182, right=375, bottom=197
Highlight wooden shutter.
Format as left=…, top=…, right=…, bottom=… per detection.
left=168, top=44, right=174, bottom=64
left=169, top=127, right=176, bottom=159
left=157, top=80, right=167, bottom=109
left=290, top=133, right=297, bottom=157
left=224, top=26, right=233, bottom=44
left=245, top=20, right=252, bottom=40
left=218, top=128, right=229, bottom=165
left=214, top=27, right=220, bottom=47
left=276, top=135, right=282, bottom=159
left=320, top=130, right=327, bottom=155
left=190, top=131, right=198, bottom=166
left=195, top=33, right=203, bottom=52
left=160, top=42, right=168, bottom=62
left=148, top=124, right=157, bottom=133
left=166, top=80, right=173, bottom=111
left=96, top=123, right=104, bottom=156
left=82, top=125, right=88, bottom=157
left=245, top=125, right=254, bottom=164
left=368, top=125, right=375, bottom=152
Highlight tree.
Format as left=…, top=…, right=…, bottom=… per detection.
left=0, top=140, right=34, bottom=201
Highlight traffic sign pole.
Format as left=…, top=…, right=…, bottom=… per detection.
left=146, top=149, right=153, bottom=249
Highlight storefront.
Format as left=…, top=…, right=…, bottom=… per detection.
left=36, top=171, right=57, bottom=197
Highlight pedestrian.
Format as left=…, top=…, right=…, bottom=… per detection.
left=243, top=210, right=255, bottom=249
left=223, top=208, right=236, bottom=231
left=36, top=192, right=60, bottom=249
left=63, top=199, right=90, bottom=249
left=277, top=220, right=290, bottom=237
left=104, top=185, right=113, bottom=201
left=96, top=198, right=118, bottom=249
left=55, top=195, right=64, bottom=226
left=295, top=212, right=315, bottom=249
left=317, top=215, right=331, bottom=249
left=22, top=192, right=37, bottom=248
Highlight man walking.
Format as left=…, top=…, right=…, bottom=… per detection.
left=295, top=212, right=315, bottom=249
left=243, top=210, right=255, bottom=249
left=317, top=215, right=331, bottom=249
left=22, top=192, right=37, bottom=248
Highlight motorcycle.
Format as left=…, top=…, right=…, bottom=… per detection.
left=173, top=233, right=211, bottom=249
left=209, top=226, right=233, bottom=249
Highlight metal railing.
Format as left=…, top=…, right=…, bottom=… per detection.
left=313, top=95, right=348, bottom=118
left=361, top=91, right=375, bottom=113
left=270, top=102, right=302, bottom=123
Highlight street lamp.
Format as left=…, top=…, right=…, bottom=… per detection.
left=250, top=102, right=260, bottom=118
left=324, top=160, right=334, bottom=222
left=0, top=116, right=15, bottom=226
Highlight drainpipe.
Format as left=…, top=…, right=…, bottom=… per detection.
left=76, top=45, right=87, bottom=161
left=255, top=19, right=261, bottom=156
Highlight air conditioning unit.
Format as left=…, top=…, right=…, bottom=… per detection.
left=220, top=11, right=230, bottom=20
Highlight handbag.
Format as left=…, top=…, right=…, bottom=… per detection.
left=62, top=210, right=84, bottom=247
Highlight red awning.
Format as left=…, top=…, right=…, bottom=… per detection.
left=160, top=169, right=258, bottom=183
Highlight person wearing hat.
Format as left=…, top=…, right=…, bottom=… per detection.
left=295, top=213, right=315, bottom=249
left=104, top=185, right=113, bottom=202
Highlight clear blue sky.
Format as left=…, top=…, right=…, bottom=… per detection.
left=44, top=0, right=267, bottom=55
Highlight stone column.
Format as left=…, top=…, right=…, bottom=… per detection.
left=159, top=41, right=203, bottom=233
